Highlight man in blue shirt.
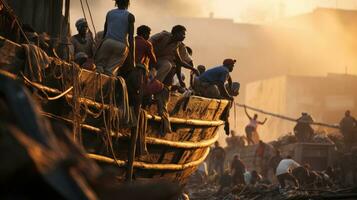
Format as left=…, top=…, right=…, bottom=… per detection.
left=194, top=59, right=236, bottom=101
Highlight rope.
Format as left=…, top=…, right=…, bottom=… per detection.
left=85, top=0, right=97, bottom=36
left=21, top=73, right=73, bottom=101
left=0, top=0, right=30, bottom=44
left=235, top=103, right=340, bottom=129
left=79, top=0, right=88, bottom=22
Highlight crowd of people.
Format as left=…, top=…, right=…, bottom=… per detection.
left=193, top=109, right=357, bottom=195
left=65, top=0, right=240, bottom=135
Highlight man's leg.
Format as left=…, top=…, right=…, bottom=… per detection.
left=155, top=86, right=171, bottom=135
left=285, top=173, right=299, bottom=188
left=156, top=59, right=172, bottom=82
left=277, top=174, right=286, bottom=188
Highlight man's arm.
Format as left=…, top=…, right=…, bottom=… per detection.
left=259, top=118, right=268, bottom=125
left=147, top=42, right=157, bottom=69
left=175, top=51, right=199, bottom=75
left=103, top=17, right=108, bottom=39
left=127, top=13, right=135, bottom=68
left=175, top=66, right=186, bottom=88
left=244, top=106, right=252, bottom=120
left=216, top=82, right=233, bottom=101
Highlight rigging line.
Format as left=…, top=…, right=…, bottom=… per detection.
left=236, top=103, right=340, bottom=129
left=79, top=0, right=88, bottom=20
left=85, top=0, right=97, bottom=36
left=0, top=0, right=30, bottom=44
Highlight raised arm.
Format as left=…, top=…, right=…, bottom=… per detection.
left=244, top=106, right=252, bottom=120
left=127, top=13, right=135, bottom=68
left=259, top=118, right=267, bottom=125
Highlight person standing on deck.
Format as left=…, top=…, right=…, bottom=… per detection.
left=149, top=25, right=198, bottom=135
left=95, top=0, right=135, bottom=76
left=244, top=106, right=267, bottom=145
left=125, top=25, right=157, bottom=115
left=340, top=110, right=357, bottom=151
left=70, top=18, right=95, bottom=60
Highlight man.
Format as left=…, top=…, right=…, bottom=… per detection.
left=294, top=113, right=314, bottom=142
left=340, top=110, right=357, bottom=151
left=149, top=25, right=198, bottom=83
left=231, top=154, right=246, bottom=185
left=269, top=149, right=283, bottom=175
left=135, top=25, right=157, bottom=72
left=276, top=156, right=300, bottom=189
left=95, top=0, right=135, bottom=75
left=70, top=18, right=95, bottom=59
left=149, top=25, right=198, bottom=135
left=194, top=59, right=236, bottom=100
left=210, top=142, right=226, bottom=177
left=126, top=25, right=157, bottom=115
left=244, top=106, right=267, bottom=145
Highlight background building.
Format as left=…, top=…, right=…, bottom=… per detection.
left=245, top=73, right=357, bottom=141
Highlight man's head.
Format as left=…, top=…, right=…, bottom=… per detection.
left=345, top=110, right=351, bottom=117
left=259, top=140, right=264, bottom=145
left=115, top=0, right=130, bottom=9
left=253, top=114, right=258, bottom=120
left=286, top=155, right=292, bottom=159
left=171, top=25, right=186, bottom=42
left=233, top=154, right=240, bottom=160
left=214, top=141, right=220, bottom=147
left=137, top=25, right=151, bottom=40
left=223, top=58, right=236, bottom=72
left=197, top=65, right=206, bottom=74
left=75, top=18, right=88, bottom=36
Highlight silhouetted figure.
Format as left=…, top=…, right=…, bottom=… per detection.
left=210, top=141, right=226, bottom=177
left=70, top=18, right=95, bottom=59
left=231, top=154, right=246, bottom=185
left=217, top=170, right=232, bottom=195
left=294, top=113, right=314, bottom=143
left=269, top=149, right=283, bottom=175
left=340, top=110, right=357, bottom=151
left=244, top=106, right=267, bottom=145
left=95, top=0, right=135, bottom=75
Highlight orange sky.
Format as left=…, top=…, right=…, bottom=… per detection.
left=208, top=0, right=357, bottom=23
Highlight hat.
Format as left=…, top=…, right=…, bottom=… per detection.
left=223, top=58, right=236, bottom=66
left=75, top=18, right=88, bottom=29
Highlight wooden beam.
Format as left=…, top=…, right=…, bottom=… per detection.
left=42, top=112, right=219, bottom=149
left=87, top=147, right=210, bottom=171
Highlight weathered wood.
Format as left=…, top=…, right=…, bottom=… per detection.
left=87, top=147, right=210, bottom=171
left=0, top=36, right=231, bottom=184
left=42, top=112, right=219, bottom=149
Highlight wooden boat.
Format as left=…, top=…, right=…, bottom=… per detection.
left=0, top=36, right=230, bottom=184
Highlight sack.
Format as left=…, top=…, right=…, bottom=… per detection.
left=144, top=78, right=164, bottom=95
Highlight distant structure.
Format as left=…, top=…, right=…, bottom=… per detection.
left=245, top=74, right=357, bottom=140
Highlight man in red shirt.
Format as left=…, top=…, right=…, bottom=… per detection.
left=135, top=25, right=157, bottom=71
left=126, top=25, right=157, bottom=115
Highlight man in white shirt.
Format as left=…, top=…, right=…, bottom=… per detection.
left=276, top=156, right=300, bottom=188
